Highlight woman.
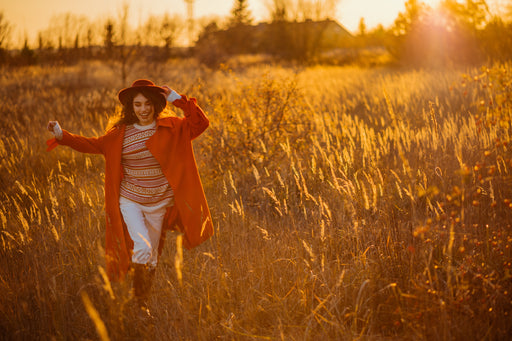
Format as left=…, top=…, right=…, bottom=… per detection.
left=46, top=79, right=213, bottom=308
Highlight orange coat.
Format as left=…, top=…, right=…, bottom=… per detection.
left=46, top=95, right=213, bottom=281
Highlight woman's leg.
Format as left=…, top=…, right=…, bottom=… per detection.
left=119, top=199, right=155, bottom=265
left=119, top=197, right=169, bottom=312
left=139, top=203, right=168, bottom=267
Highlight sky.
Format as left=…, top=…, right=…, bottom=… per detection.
left=1, top=0, right=506, bottom=45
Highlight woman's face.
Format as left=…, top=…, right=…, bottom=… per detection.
left=132, top=93, right=155, bottom=126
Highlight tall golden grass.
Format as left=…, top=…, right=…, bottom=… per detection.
left=1, top=59, right=511, bottom=340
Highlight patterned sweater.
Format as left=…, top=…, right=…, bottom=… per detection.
left=120, top=122, right=174, bottom=206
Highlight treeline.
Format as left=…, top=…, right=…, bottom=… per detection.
left=1, top=0, right=512, bottom=68
left=0, top=3, right=189, bottom=68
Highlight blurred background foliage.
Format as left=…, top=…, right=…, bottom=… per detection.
left=0, top=0, right=511, bottom=71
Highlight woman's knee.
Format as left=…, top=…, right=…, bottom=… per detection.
left=132, top=243, right=153, bottom=264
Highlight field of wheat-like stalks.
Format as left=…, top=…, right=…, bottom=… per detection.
left=1, top=60, right=511, bottom=340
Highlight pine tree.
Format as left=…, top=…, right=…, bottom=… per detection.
left=229, top=0, right=253, bottom=28
left=104, top=20, right=116, bottom=57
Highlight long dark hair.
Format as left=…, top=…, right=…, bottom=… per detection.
left=108, top=89, right=167, bottom=129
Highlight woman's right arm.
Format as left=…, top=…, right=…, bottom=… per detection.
left=161, top=87, right=209, bottom=140
left=46, top=121, right=105, bottom=154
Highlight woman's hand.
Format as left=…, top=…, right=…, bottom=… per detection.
left=162, top=85, right=182, bottom=103
left=161, top=85, right=171, bottom=97
left=47, top=121, right=58, bottom=132
left=47, top=121, right=63, bottom=140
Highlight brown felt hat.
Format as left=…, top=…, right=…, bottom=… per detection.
left=118, top=79, right=167, bottom=108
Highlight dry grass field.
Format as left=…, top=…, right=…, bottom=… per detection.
left=1, top=59, right=511, bottom=340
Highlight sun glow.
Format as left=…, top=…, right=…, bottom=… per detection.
left=423, top=0, right=442, bottom=9
left=339, top=0, right=443, bottom=33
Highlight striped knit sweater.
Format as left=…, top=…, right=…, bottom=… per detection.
left=120, top=122, right=174, bottom=206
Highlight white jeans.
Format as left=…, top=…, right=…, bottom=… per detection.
left=119, top=196, right=172, bottom=266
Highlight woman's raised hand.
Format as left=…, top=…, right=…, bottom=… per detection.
left=47, top=121, right=63, bottom=140
left=162, top=85, right=182, bottom=103
left=161, top=85, right=171, bottom=97
left=47, top=121, right=58, bottom=132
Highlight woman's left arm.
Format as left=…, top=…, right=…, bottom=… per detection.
left=162, top=86, right=209, bottom=140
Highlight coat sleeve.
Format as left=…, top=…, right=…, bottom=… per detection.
left=46, top=129, right=106, bottom=154
left=171, top=95, right=209, bottom=140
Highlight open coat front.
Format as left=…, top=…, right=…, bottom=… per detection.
left=46, top=96, right=213, bottom=281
